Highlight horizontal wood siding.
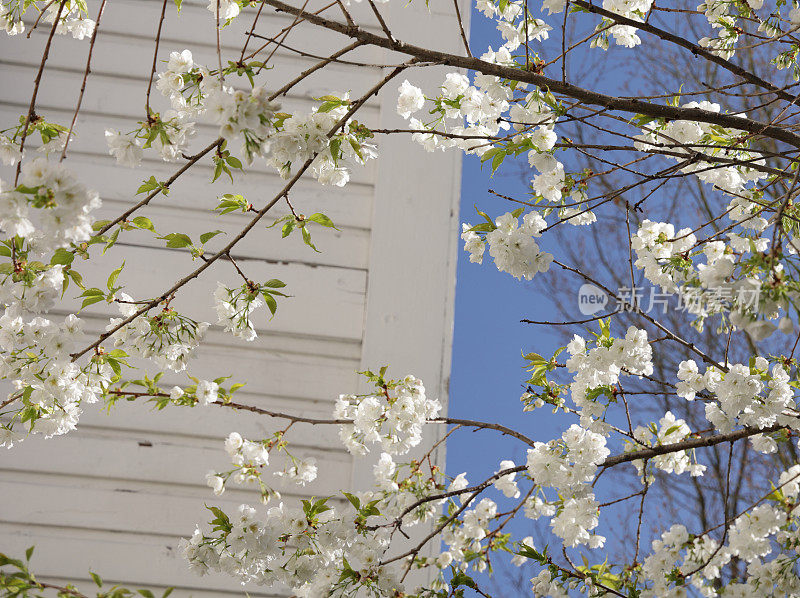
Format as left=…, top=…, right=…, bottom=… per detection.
left=0, top=0, right=467, bottom=594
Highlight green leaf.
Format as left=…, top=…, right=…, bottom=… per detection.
left=262, top=279, right=286, bottom=288
left=136, top=176, right=160, bottom=195
left=103, top=227, right=121, bottom=254
left=25, top=546, right=34, bottom=561
left=301, top=227, right=320, bottom=253
left=491, top=149, right=506, bottom=172
left=225, top=155, right=242, bottom=169
left=107, top=261, right=125, bottom=291
left=451, top=571, right=478, bottom=590
left=281, top=220, right=296, bottom=238
left=318, top=101, right=342, bottom=113
left=80, top=288, right=105, bottom=297
left=212, top=159, right=225, bottom=183
left=0, top=552, right=26, bottom=569
left=480, top=147, right=501, bottom=163
left=132, top=216, right=155, bottom=232
left=329, top=138, right=342, bottom=163
left=307, top=213, right=337, bottom=229
left=262, top=292, right=278, bottom=316
left=90, top=572, right=103, bottom=587
left=206, top=505, right=232, bottom=532
left=468, top=222, right=494, bottom=233
left=342, top=492, right=360, bottom=509
left=199, top=230, right=224, bottom=244
left=159, top=233, right=193, bottom=249
left=68, top=268, right=84, bottom=289
left=50, top=248, right=74, bottom=266
left=174, top=0, right=182, bottom=10
left=137, top=590, right=155, bottom=598
left=348, top=137, right=364, bottom=161
left=215, top=194, right=248, bottom=215
left=81, top=295, right=106, bottom=310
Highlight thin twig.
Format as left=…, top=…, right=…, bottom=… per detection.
left=60, top=0, right=108, bottom=162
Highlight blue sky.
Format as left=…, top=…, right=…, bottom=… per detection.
left=444, top=5, right=636, bottom=589
left=447, top=0, right=568, bottom=482
left=444, top=10, right=569, bottom=587
left=441, top=3, right=734, bottom=589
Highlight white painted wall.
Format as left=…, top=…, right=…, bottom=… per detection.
left=0, top=0, right=467, bottom=595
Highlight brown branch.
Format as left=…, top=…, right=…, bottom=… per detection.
left=263, top=0, right=800, bottom=148
left=603, top=422, right=789, bottom=467
left=14, top=0, right=69, bottom=185
left=145, top=0, right=170, bottom=120
left=60, top=0, right=109, bottom=162
left=452, top=0, right=472, bottom=57
left=213, top=397, right=793, bottom=472
left=573, top=0, right=798, bottom=105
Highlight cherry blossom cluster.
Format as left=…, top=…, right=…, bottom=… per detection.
left=0, top=159, right=101, bottom=252
left=205, top=85, right=281, bottom=164
left=187, top=374, right=516, bottom=593
left=213, top=279, right=287, bottom=342
left=267, top=100, right=377, bottom=187
left=105, top=112, right=196, bottom=166
left=526, top=424, right=609, bottom=548
left=461, top=209, right=553, bottom=280
left=105, top=292, right=209, bottom=372
left=0, top=311, right=108, bottom=446
left=475, top=0, right=552, bottom=51
left=564, top=325, right=654, bottom=428
left=631, top=216, right=795, bottom=339
left=400, top=64, right=596, bottom=257
left=372, top=451, right=446, bottom=523
left=207, top=0, right=247, bottom=22
left=2, top=0, right=95, bottom=38
left=438, top=495, right=502, bottom=575
left=333, top=374, right=442, bottom=455
left=590, top=0, right=654, bottom=49
left=0, top=258, right=114, bottom=447
left=183, top=377, right=445, bottom=596
left=205, top=430, right=318, bottom=500
left=0, top=135, right=21, bottom=166
left=180, top=499, right=404, bottom=595
left=0, top=158, right=113, bottom=447
left=627, top=410, right=706, bottom=481
left=676, top=357, right=798, bottom=442
left=639, top=463, right=800, bottom=596
left=213, top=282, right=262, bottom=342
left=156, top=50, right=207, bottom=117
left=110, top=47, right=376, bottom=186
left=153, top=49, right=284, bottom=164
left=634, top=101, right=769, bottom=211
left=397, top=63, right=558, bottom=158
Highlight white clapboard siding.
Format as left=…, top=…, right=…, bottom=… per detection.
left=0, top=0, right=468, bottom=594
left=58, top=245, right=368, bottom=340
left=54, top=152, right=376, bottom=229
